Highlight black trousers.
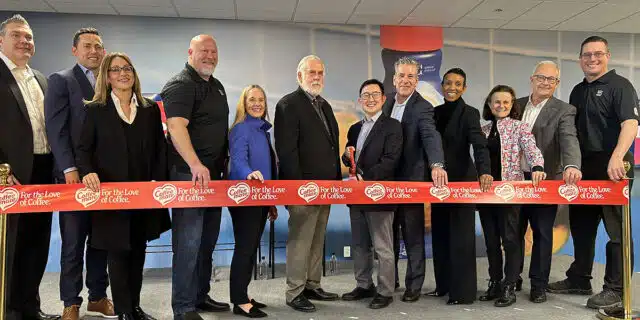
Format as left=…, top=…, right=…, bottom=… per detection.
left=518, top=203, right=557, bottom=290
left=479, top=205, right=521, bottom=284
left=229, top=206, right=268, bottom=304
left=431, top=204, right=477, bottom=302
left=393, top=204, right=426, bottom=291
left=7, top=154, right=53, bottom=316
left=566, top=152, right=634, bottom=294
left=107, top=215, right=147, bottom=315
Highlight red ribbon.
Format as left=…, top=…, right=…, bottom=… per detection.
left=0, top=180, right=629, bottom=214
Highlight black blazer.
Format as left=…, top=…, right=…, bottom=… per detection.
left=0, top=61, right=48, bottom=184
left=343, top=113, right=403, bottom=211
left=45, top=64, right=95, bottom=180
left=274, top=87, right=340, bottom=180
left=435, top=98, right=490, bottom=182
left=382, top=91, right=444, bottom=181
left=75, top=96, right=170, bottom=251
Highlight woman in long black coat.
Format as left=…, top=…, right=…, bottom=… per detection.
left=427, top=68, right=493, bottom=305
left=76, top=52, right=171, bottom=320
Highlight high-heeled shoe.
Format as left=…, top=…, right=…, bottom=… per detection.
left=233, top=305, right=267, bottom=318
left=250, top=299, right=267, bottom=309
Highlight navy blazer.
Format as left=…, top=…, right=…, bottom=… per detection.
left=229, top=116, right=277, bottom=181
left=45, top=64, right=95, bottom=179
left=382, top=91, right=445, bottom=181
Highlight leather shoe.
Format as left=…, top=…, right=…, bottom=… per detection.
left=133, top=306, right=157, bottom=320
left=117, top=314, right=135, bottom=320
left=369, top=294, right=393, bottom=309
left=303, top=288, right=339, bottom=301
left=173, top=311, right=203, bottom=320
left=342, top=285, right=376, bottom=301
left=287, top=294, right=316, bottom=312
left=233, top=305, right=267, bottom=318
left=425, top=290, right=447, bottom=297
left=401, top=289, right=421, bottom=302
left=196, top=297, right=230, bottom=312
left=250, top=299, right=267, bottom=309
left=530, top=289, right=547, bottom=303
left=25, top=311, right=61, bottom=320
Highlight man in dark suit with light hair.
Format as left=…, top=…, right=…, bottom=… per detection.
left=0, top=14, right=60, bottom=320
left=275, top=55, right=341, bottom=313
left=515, top=60, right=582, bottom=304
left=45, top=27, right=115, bottom=320
left=382, top=56, right=446, bottom=302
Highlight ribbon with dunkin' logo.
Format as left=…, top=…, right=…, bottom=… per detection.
left=0, top=180, right=629, bottom=214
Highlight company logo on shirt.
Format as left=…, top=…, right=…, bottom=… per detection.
left=596, top=89, right=603, bottom=97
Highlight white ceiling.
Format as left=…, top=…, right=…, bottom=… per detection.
left=1, top=0, right=640, bottom=33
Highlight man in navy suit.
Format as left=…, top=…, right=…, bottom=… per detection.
left=45, top=28, right=115, bottom=320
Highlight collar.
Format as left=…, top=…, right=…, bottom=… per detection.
left=527, top=95, right=549, bottom=109
left=364, top=110, right=382, bottom=122
left=244, top=115, right=272, bottom=130
left=394, top=91, right=415, bottom=107
left=300, top=87, right=324, bottom=104
left=185, top=62, right=213, bottom=83
left=584, top=69, right=616, bottom=84
left=111, top=91, right=139, bottom=108
left=77, top=63, right=94, bottom=76
left=0, top=51, right=30, bottom=73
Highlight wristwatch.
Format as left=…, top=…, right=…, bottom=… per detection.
left=431, top=162, right=444, bottom=169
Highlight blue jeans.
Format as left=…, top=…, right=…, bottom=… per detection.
left=170, top=168, right=222, bottom=316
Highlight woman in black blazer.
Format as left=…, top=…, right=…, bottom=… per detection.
left=427, top=68, right=493, bottom=305
left=76, top=52, right=170, bottom=320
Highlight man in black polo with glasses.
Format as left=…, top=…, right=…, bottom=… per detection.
left=547, top=36, right=639, bottom=310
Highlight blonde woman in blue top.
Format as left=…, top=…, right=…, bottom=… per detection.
left=228, top=85, right=278, bottom=318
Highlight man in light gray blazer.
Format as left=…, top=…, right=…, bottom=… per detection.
left=516, top=60, right=582, bottom=304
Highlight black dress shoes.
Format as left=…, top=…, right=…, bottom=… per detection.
left=173, top=311, right=204, bottom=320
left=342, top=285, right=377, bottom=301
left=133, top=306, right=157, bottom=320
left=196, top=297, right=231, bottom=312
left=494, top=283, right=517, bottom=307
left=303, top=288, right=339, bottom=301
left=117, top=314, right=135, bottom=320
left=25, top=311, right=61, bottom=320
left=401, top=289, right=421, bottom=302
left=250, top=299, right=267, bottom=309
left=530, top=289, right=547, bottom=303
left=479, top=280, right=502, bottom=301
left=425, top=290, right=447, bottom=297
left=233, top=305, right=267, bottom=318
left=369, top=294, right=393, bottom=309
left=287, top=294, right=316, bottom=312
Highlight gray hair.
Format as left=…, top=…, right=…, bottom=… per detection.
left=0, top=14, right=30, bottom=36
left=532, top=60, right=560, bottom=78
left=297, top=55, right=324, bottom=74
left=394, top=56, right=419, bottom=73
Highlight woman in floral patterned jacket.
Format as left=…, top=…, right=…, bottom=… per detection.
left=477, top=85, right=545, bottom=308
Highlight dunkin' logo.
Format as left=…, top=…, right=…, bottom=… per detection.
left=494, top=183, right=516, bottom=202
left=365, top=183, right=386, bottom=202
left=429, top=185, right=451, bottom=201
left=298, top=182, right=320, bottom=203
left=558, top=184, right=579, bottom=202
left=75, top=187, right=100, bottom=208
left=153, top=184, right=177, bottom=206
left=0, top=187, right=20, bottom=211
left=227, top=182, right=251, bottom=204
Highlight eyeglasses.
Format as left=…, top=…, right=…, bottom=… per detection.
left=108, top=65, right=134, bottom=73
left=532, top=74, right=559, bottom=84
left=580, top=51, right=608, bottom=59
left=360, top=92, right=382, bottom=100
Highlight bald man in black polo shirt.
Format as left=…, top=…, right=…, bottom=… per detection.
left=548, top=36, right=639, bottom=310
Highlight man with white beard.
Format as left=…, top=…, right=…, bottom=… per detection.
left=161, top=34, right=230, bottom=320
left=274, top=55, right=341, bottom=313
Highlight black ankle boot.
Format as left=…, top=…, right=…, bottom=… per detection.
left=494, top=282, right=516, bottom=307
left=479, top=280, right=502, bottom=301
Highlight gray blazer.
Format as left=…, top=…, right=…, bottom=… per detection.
left=517, top=96, right=581, bottom=179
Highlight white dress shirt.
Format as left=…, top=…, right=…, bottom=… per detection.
left=0, top=52, right=50, bottom=154
left=111, top=91, right=138, bottom=124
left=390, top=92, right=412, bottom=122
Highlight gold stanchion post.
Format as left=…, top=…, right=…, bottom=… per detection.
left=598, top=161, right=639, bottom=320
left=0, top=163, right=11, bottom=320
